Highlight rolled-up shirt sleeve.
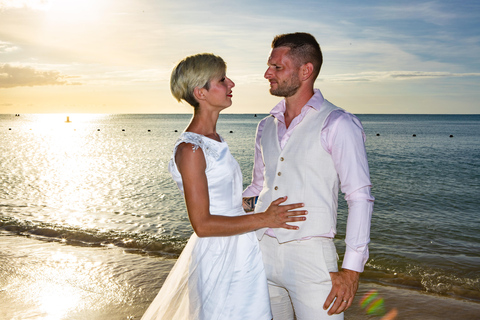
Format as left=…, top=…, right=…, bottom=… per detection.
left=322, top=110, right=374, bottom=272
left=242, top=118, right=267, bottom=198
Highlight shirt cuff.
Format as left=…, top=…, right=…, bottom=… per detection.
left=341, top=245, right=369, bottom=273
left=242, top=186, right=260, bottom=198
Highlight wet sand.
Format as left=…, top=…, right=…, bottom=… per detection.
left=1, top=233, right=479, bottom=320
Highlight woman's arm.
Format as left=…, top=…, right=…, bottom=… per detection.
left=176, top=143, right=306, bottom=237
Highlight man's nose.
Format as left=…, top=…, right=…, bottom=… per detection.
left=264, top=68, right=272, bottom=79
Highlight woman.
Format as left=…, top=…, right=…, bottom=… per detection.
left=141, top=53, right=306, bottom=320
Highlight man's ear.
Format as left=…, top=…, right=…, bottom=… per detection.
left=193, top=86, right=206, bottom=102
left=300, top=62, right=314, bottom=81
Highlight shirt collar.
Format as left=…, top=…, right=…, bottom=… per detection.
left=269, top=88, right=325, bottom=122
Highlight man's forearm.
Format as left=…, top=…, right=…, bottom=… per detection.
left=342, top=191, right=373, bottom=271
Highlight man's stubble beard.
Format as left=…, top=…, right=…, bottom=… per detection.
left=269, top=76, right=301, bottom=98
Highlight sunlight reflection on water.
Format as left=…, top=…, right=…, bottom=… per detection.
left=0, top=234, right=170, bottom=319
left=1, top=113, right=187, bottom=236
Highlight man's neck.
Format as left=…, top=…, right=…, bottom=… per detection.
left=284, top=87, right=315, bottom=128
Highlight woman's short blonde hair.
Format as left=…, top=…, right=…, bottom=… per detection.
left=170, top=53, right=226, bottom=108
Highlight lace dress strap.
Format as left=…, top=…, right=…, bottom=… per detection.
left=172, top=132, right=221, bottom=170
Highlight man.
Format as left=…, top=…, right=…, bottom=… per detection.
left=243, top=32, right=374, bottom=319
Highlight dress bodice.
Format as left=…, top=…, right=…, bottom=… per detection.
left=168, top=132, right=244, bottom=216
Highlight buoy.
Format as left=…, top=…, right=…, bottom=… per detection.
left=412, top=134, right=416, bottom=137
left=174, top=130, right=178, bottom=132
left=376, top=133, right=380, bottom=136
left=450, top=135, right=454, bottom=138
left=148, top=130, right=151, bottom=132
left=122, top=129, right=125, bottom=131
left=229, top=131, right=233, bottom=133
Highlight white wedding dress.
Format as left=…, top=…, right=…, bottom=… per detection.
left=141, top=132, right=272, bottom=320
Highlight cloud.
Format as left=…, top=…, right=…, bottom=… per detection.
left=324, top=71, right=480, bottom=82
left=0, top=64, right=81, bottom=88
left=371, top=2, right=457, bottom=25
left=0, top=0, right=49, bottom=11
left=0, top=40, right=18, bottom=53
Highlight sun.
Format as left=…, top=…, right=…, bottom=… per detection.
left=43, top=0, right=107, bottom=24
left=2, top=0, right=109, bottom=24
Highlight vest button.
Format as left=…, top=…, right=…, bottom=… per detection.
left=277, top=172, right=282, bottom=176
left=274, top=186, right=278, bottom=190
left=280, top=157, right=284, bottom=161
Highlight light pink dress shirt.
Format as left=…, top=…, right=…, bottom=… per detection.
left=243, top=89, right=374, bottom=272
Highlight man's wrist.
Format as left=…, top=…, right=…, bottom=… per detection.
left=242, top=196, right=258, bottom=212
left=342, top=248, right=368, bottom=272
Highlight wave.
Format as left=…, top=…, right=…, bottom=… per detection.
left=0, top=216, right=188, bottom=258
left=1, top=215, right=479, bottom=303
left=362, top=260, right=480, bottom=302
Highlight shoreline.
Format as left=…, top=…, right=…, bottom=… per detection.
left=359, top=269, right=480, bottom=303
left=2, top=224, right=478, bottom=303
left=1, top=233, right=479, bottom=320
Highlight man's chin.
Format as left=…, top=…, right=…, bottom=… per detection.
left=269, top=89, right=284, bottom=97
left=271, top=89, right=298, bottom=98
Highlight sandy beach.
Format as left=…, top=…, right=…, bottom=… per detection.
left=1, top=233, right=479, bottom=320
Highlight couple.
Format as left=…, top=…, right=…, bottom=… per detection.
left=141, top=32, right=374, bottom=320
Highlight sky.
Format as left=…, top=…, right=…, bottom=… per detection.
left=0, top=0, right=479, bottom=114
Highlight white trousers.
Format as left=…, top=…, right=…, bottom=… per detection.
left=259, top=235, right=344, bottom=320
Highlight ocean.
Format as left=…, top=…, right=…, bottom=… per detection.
left=0, top=113, right=479, bottom=319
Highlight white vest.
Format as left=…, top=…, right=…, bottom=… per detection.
left=255, top=100, right=342, bottom=243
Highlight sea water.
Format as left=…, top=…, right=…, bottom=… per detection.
left=0, top=113, right=479, bottom=303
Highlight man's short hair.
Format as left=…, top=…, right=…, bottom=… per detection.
left=272, top=32, right=323, bottom=80
left=170, top=53, right=226, bottom=108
